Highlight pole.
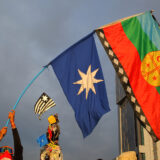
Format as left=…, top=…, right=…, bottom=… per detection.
left=5, top=66, right=47, bottom=127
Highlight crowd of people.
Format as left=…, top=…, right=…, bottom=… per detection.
left=0, top=111, right=62, bottom=160
left=0, top=110, right=23, bottom=160
left=0, top=110, right=138, bottom=160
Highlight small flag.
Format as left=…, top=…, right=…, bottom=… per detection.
left=37, top=134, right=48, bottom=147
left=48, top=32, right=110, bottom=137
left=34, top=92, right=56, bottom=119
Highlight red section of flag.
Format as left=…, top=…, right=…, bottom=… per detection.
left=103, top=22, right=160, bottom=139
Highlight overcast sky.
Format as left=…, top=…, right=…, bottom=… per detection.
left=0, top=0, right=160, bottom=160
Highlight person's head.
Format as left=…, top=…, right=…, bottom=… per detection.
left=0, top=146, right=13, bottom=160
left=48, top=115, right=57, bottom=125
left=0, top=151, right=12, bottom=160
left=48, top=115, right=58, bottom=131
left=118, top=151, right=137, bottom=160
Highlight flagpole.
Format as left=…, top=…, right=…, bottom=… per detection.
left=5, top=66, right=48, bottom=127
left=98, top=10, right=154, bottom=29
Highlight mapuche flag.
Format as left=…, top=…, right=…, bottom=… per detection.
left=49, top=32, right=110, bottom=137
left=96, top=11, right=160, bottom=141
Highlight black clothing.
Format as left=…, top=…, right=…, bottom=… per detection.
left=46, top=124, right=60, bottom=143
left=47, top=130, right=59, bottom=142
left=12, top=128, right=23, bottom=160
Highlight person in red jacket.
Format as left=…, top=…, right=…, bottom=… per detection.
left=0, top=110, right=23, bottom=160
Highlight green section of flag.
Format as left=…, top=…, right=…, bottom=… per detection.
left=121, top=17, right=160, bottom=94
left=121, top=17, right=158, bottom=61
left=156, top=86, right=160, bottom=93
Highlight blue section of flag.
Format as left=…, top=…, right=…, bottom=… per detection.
left=37, top=134, right=48, bottom=147
left=50, top=32, right=110, bottom=137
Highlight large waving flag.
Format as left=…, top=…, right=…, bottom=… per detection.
left=49, top=32, right=110, bottom=137
left=96, top=11, right=160, bottom=141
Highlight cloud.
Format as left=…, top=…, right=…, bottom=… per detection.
left=0, top=1, right=160, bottom=160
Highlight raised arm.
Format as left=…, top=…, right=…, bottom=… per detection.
left=0, top=126, right=7, bottom=141
left=8, top=110, right=23, bottom=160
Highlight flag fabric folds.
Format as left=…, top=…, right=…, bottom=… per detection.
left=49, top=32, right=110, bottom=137
left=37, top=134, right=48, bottom=147
left=34, top=92, right=56, bottom=120
left=96, top=11, right=160, bottom=141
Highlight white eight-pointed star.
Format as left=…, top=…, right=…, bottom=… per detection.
left=73, top=65, right=103, bottom=99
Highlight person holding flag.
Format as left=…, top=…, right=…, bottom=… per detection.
left=0, top=127, right=7, bottom=142
left=0, top=110, right=23, bottom=160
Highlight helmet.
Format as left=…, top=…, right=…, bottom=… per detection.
left=48, top=115, right=56, bottom=125
left=0, top=149, right=12, bottom=160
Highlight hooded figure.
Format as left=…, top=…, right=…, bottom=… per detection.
left=40, top=114, right=63, bottom=160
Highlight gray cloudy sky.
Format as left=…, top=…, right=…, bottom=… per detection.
left=0, top=0, right=160, bottom=160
